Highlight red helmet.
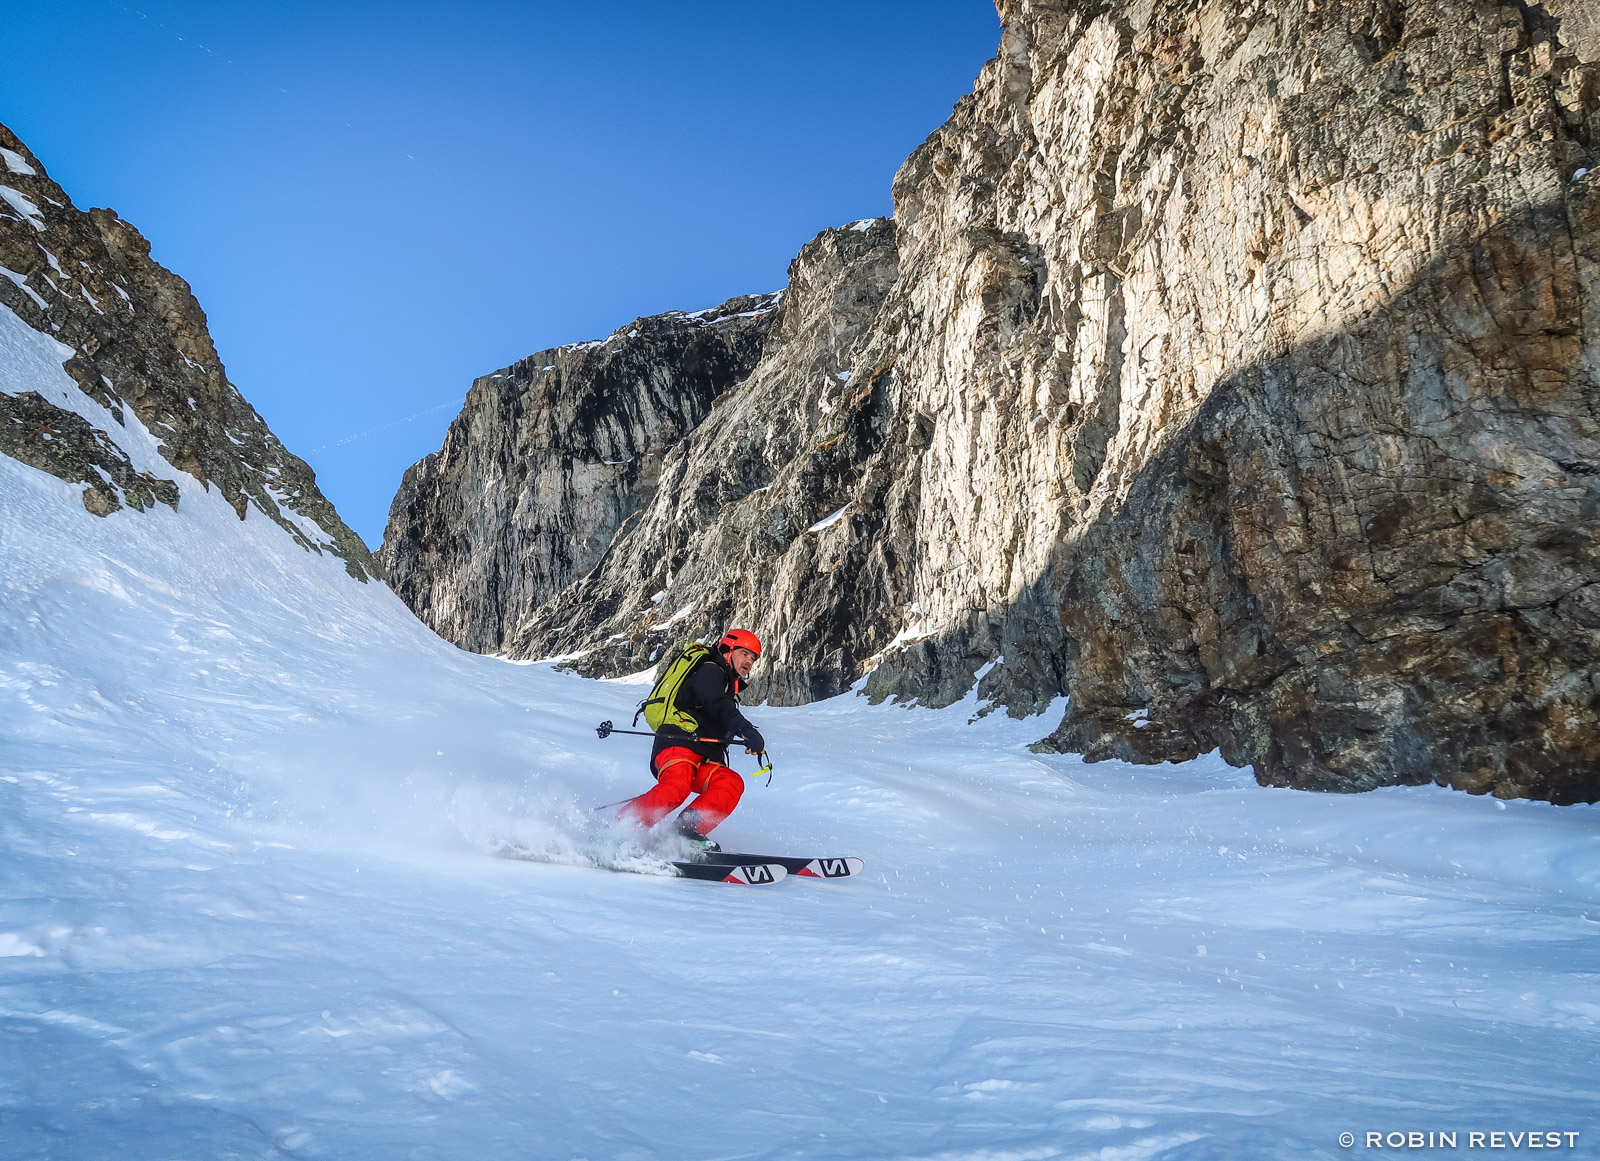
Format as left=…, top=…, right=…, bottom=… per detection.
left=718, top=628, right=762, bottom=657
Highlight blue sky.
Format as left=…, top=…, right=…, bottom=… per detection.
left=0, top=1, right=1000, bottom=546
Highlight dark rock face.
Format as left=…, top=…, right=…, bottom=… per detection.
left=498, top=222, right=904, bottom=702
left=0, top=122, right=375, bottom=578
left=376, top=294, right=781, bottom=654
left=384, top=0, right=1600, bottom=803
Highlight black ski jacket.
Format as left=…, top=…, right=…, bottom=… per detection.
left=651, top=652, right=757, bottom=766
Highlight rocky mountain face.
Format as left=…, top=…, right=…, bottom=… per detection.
left=0, top=122, right=375, bottom=580
left=495, top=221, right=904, bottom=698
left=376, top=294, right=780, bottom=654
left=382, top=0, right=1600, bottom=804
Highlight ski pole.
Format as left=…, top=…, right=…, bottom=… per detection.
left=595, top=721, right=773, bottom=787
left=595, top=719, right=735, bottom=746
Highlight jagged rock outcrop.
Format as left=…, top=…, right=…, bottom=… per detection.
left=383, top=0, right=1600, bottom=804
left=497, top=221, right=904, bottom=699
left=0, top=123, right=376, bottom=578
left=376, top=294, right=781, bottom=653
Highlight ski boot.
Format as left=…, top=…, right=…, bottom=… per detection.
left=673, top=811, right=720, bottom=857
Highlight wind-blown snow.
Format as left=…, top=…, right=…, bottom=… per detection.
left=0, top=184, right=46, bottom=230
left=1, top=264, right=48, bottom=311
left=681, top=291, right=784, bottom=324
left=808, top=505, right=849, bottom=533
left=651, top=601, right=695, bottom=632
left=0, top=147, right=37, bottom=177
left=0, top=326, right=1597, bottom=1157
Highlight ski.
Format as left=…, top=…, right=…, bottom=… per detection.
left=496, top=844, right=786, bottom=885
left=690, top=853, right=864, bottom=880
left=670, top=860, right=788, bottom=885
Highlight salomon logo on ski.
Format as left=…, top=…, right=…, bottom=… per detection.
left=669, top=860, right=787, bottom=885
left=689, top=852, right=865, bottom=880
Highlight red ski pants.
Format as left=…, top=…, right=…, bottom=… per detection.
left=619, top=747, right=744, bottom=835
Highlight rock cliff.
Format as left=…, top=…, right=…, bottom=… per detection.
left=376, top=293, right=781, bottom=653
left=0, top=122, right=375, bottom=580
left=382, top=0, right=1600, bottom=804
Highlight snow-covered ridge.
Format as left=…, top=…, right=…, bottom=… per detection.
left=537, top=290, right=787, bottom=359
left=675, top=288, right=784, bottom=324
left=0, top=120, right=377, bottom=579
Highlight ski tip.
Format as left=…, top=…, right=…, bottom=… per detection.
left=723, top=863, right=787, bottom=886
left=799, top=857, right=865, bottom=879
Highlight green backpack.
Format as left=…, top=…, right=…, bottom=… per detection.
left=634, top=642, right=712, bottom=733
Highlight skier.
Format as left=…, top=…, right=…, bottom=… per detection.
left=618, top=629, right=767, bottom=849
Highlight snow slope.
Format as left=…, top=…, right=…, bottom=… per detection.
left=2, top=305, right=1598, bottom=1159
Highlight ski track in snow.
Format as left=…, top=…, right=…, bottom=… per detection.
left=2, top=309, right=1599, bottom=1158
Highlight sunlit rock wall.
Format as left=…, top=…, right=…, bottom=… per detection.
left=385, top=0, right=1600, bottom=802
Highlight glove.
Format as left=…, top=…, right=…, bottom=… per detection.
left=740, top=724, right=766, bottom=754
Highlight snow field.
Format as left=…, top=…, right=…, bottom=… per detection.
left=1, top=308, right=1598, bottom=1158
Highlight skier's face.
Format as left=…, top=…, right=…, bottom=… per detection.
left=729, top=646, right=758, bottom=679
